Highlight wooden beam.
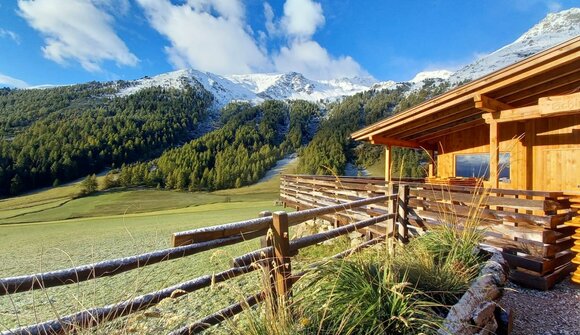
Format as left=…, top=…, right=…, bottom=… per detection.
left=474, top=94, right=513, bottom=112
left=482, top=105, right=540, bottom=124
left=483, top=92, right=580, bottom=124
left=489, top=121, right=499, bottom=188
left=538, top=91, right=580, bottom=117
left=351, top=37, right=580, bottom=141
left=369, top=135, right=432, bottom=149
left=385, top=145, right=391, bottom=182
left=426, top=150, right=435, bottom=177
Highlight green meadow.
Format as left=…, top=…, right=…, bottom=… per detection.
left=0, top=162, right=312, bottom=334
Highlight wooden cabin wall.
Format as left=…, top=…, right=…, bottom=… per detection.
left=435, top=123, right=526, bottom=190
left=434, top=115, right=580, bottom=191
left=530, top=114, right=580, bottom=192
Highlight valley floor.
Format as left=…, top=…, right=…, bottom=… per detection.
left=0, top=160, right=300, bottom=333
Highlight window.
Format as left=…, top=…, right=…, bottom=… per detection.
left=455, top=153, right=510, bottom=182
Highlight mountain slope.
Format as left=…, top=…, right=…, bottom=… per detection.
left=450, top=8, right=580, bottom=84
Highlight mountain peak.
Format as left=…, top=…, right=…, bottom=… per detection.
left=410, top=70, right=453, bottom=83
left=450, top=8, right=579, bottom=84
left=516, top=8, right=580, bottom=43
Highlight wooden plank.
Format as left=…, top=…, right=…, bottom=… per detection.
left=510, top=262, right=575, bottom=291
left=385, top=145, right=391, bottom=182
left=370, top=135, right=431, bottom=149
left=0, top=232, right=264, bottom=295
left=1, top=264, right=258, bottom=334
left=482, top=105, right=540, bottom=124
left=408, top=198, right=552, bottom=226
left=409, top=188, right=555, bottom=211
left=502, top=250, right=575, bottom=275
left=539, top=91, right=580, bottom=117
left=474, top=94, right=513, bottom=112
left=490, top=121, right=499, bottom=188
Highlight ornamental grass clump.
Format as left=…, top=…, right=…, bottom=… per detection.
left=298, top=257, right=442, bottom=335
left=393, top=203, right=485, bottom=307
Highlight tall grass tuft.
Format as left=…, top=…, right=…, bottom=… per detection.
left=298, top=257, right=442, bottom=335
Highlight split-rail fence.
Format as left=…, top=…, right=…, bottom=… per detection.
left=0, top=190, right=407, bottom=335
left=280, top=174, right=579, bottom=290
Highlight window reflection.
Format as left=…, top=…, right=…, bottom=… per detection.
left=455, top=153, right=510, bottom=182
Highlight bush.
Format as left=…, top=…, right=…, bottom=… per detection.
left=78, top=174, right=98, bottom=197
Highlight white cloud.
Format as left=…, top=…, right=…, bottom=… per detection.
left=274, top=40, right=368, bottom=80
left=281, top=0, right=325, bottom=39
left=547, top=1, right=563, bottom=12
left=18, top=0, right=138, bottom=72
left=274, top=0, right=367, bottom=79
left=0, top=28, right=20, bottom=44
left=0, top=73, right=28, bottom=88
left=263, top=2, right=277, bottom=36
left=137, top=0, right=271, bottom=74
left=138, top=0, right=368, bottom=79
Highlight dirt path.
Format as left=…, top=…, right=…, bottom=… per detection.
left=499, top=277, right=580, bottom=335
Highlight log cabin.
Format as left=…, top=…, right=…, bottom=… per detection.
left=351, top=36, right=580, bottom=192
left=281, top=36, right=580, bottom=290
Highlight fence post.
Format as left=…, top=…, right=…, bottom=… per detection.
left=259, top=211, right=272, bottom=248
left=271, top=211, right=292, bottom=301
left=387, top=182, right=398, bottom=240
left=398, top=185, right=410, bottom=243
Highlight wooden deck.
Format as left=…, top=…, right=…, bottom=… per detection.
left=280, top=174, right=579, bottom=290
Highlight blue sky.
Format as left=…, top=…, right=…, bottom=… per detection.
left=0, top=0, right=577, bottom=87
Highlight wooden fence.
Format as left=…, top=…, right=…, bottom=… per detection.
left=0, top=195, right=400, bottom=335
left=280, top=174, right=578, bottom=290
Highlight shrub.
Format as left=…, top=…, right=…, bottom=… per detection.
left=77, top=174, right=98, bottom=197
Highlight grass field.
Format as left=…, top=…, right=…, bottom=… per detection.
left=0, top=160, right=322, bottom=334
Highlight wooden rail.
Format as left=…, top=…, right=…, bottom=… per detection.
left=280, top=174, right=578, bottom=290
left=0, top=194, right=396, bottom=335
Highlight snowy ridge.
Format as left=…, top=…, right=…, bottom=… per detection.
left=117, top=8, right=579, bottom=108
left=410, top=70, right=453, bottom=83
left=450, top=8, right=580, bottom=84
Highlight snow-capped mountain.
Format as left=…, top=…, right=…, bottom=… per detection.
left=410, top=70, right=453, bottom=84
left=450, top=8, right=580, bottom=84
left=119, top=69, right=382, bottom=108
left=118, top=8, right=579, bottom=108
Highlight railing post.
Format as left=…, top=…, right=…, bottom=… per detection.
left=259, top=211, right=272, bottom=248
left=398, top=185, right=410, bottom=243
left=386, top=181, right=399, bottom=254
left=271, top=211, right=292, bottom=301
left=387, top=182, right=398, bottom=250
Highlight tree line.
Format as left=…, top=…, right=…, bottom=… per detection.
left=0, top=84, right=212, bottom=195
left=109, top=100, right=320, bottom=191
left=297, top=80, right=450, bottom=177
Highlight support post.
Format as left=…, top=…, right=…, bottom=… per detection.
left=271, top=211, right=292, bottom=301
left=387, top=182, right=398, bottom=251
left=398, top=185, right=410, bottom=242
left=259, top=211, right=272, bottom=248
left=426, top=149, right=435, bottom=177
left=489, top=121, right=499, bottom=188
left=385, top=145, right=392, bottom=182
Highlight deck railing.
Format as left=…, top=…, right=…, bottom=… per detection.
left=0, top=194, right=398, bottom=335
left=280, top=174, right=578, bottom=290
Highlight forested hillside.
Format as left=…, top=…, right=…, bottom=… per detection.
left=0, top=76, right=448, bottom=197
left=0, top=84, right=212, bottom=195
left=297, top=79, right=450, bottom=176
left=112, top=100, right=320, bottom=191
